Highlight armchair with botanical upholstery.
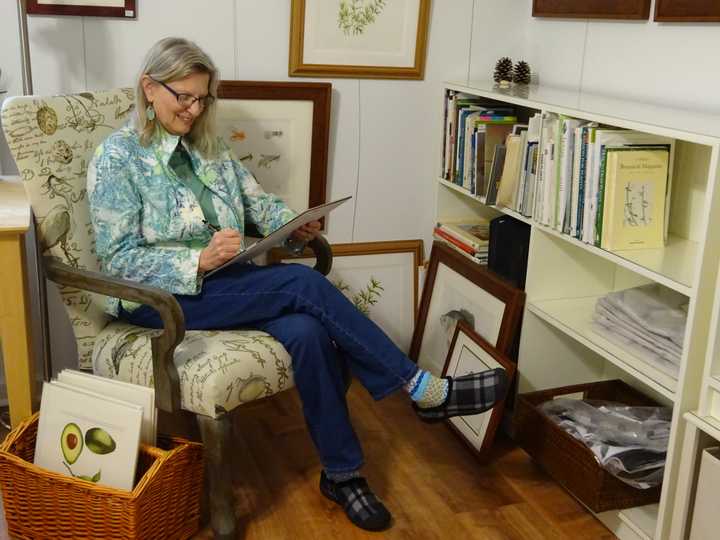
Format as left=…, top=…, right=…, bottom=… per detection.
left=0, top=88, right=333, bottom=540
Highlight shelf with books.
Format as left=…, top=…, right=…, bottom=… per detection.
left=533, top=223, right=696, bottom=298
left=437, top=177, right=532, bottom=226
left=436, top=80, right=720, bottom=540
left=526, top=296, right=677, bottom=401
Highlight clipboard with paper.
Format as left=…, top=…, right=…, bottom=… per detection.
left=205, top=195, right=351, bottom=277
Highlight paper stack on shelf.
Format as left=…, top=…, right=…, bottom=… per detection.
left=590, top=284, right=687, bottom=378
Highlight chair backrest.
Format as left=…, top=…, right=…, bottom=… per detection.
left=1, top=89, right=135, bottom=369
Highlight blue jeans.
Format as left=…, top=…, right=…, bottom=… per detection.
left=121, top=262, right=419, bottom=474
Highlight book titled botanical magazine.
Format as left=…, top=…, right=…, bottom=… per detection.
left=34, top=382, right=143, bottom=491
left=600, top=147, right=669, bottom=251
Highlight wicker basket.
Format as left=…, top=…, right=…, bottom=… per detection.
left=0, top=413, right=203, bottom=539
left=514, top=379, right=663, bottom=513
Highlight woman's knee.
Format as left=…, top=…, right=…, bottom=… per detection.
left=274, top=313, right=329, bottom=345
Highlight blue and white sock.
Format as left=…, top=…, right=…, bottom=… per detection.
left=404, top=369, right=449, bottom=408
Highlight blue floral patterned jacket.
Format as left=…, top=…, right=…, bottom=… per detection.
left=87, top=125, right=297, bottom=316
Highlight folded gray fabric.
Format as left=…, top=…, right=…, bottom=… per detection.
left=603, top=284, right=687, bottom=347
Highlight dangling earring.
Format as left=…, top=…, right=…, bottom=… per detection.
left=146, top=103, right=156, bottom=121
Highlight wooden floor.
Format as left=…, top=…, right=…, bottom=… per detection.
left=192, top=384, right=616, bottom=540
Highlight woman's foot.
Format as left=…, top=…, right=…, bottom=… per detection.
left=319, top=471, right=392, bottom=531
left=413, top=368, right=508, bottom=423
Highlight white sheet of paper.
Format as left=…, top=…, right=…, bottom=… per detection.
left=205, top=195, right=352, bottom=277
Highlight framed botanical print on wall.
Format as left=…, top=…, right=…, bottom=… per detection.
left=26, top=0, right=136, bottom=18
left=654, top=0, right=720, bottom=22
left=532, top=0, right=650, bottom=20
left=289, top=0, right=432, bottom=79
left=269, top=240, right=424, bottom=352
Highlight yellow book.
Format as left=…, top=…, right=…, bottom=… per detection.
left=600, top=148, right=669, bottom=251
left=496, top=134, right=523, bottom=209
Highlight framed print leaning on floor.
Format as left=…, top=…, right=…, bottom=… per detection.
left=269, top=240, right=424, bottom=352
left=442, top=320, right=516, bottom=461
left=289, top=0, right=431, bottom=79
left=409, top=242, right=524, bottom=376
left=216, top=81, right=332, bottom=213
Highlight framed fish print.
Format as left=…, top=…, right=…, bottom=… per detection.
left=409, top=242, right=524, bottom=376
left=216, top=81, right=331, bottom=214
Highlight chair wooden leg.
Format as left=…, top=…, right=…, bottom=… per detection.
left=197, top=414, right=236, bottom=540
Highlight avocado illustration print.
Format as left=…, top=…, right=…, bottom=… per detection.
left=85, top=427, right=117, bottom=454
left=60, top=425, right=116, bottom=483
left=60, top=423, right=83, bottom=464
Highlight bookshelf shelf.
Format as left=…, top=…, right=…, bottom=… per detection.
left=527, top=297, right=677, bottom=401
left=435, top=80, right=720, bottom=540
left=616, top=505, right=659, bottom=540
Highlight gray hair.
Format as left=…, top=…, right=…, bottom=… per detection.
left=135, top=37, right=219, bottom=157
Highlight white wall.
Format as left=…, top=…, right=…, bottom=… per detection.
left=471, top=0, right=720, bottom=113
left=0, top=0, right=718, bottom=372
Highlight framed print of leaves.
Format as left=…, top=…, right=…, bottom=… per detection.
left=289, top=0, right=431, bottom=79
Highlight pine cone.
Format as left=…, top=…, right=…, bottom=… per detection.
left=493, top=57, right=513, bottom=83
left=513, top=60, right=531, bottom=85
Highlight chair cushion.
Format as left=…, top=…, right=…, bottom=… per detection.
left=92, top=321, right=295, bottom=418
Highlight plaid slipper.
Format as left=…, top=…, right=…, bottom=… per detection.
left=319, top=471, right=392, bottom=531
left=413, top=368, right=508, bottom=423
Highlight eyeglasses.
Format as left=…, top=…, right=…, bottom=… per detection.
left=149, top=76, right=215, bottom=110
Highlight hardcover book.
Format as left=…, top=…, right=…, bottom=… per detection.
left=600, top=148, right=669, bottom=251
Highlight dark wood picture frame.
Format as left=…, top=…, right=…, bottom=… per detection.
left=654, top=0, right=720, bottom=22
left=217, top=80, right=331, bottom=212
left=441, top=320, right=516, bottom=461
left=409, top=242, right=524, bottom=373
left=26, top=0, right=136, bottom=18
left=532, top=0, right=650, bottom=19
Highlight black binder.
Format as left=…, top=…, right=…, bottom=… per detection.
left=488, top=215, right=531, bottom=290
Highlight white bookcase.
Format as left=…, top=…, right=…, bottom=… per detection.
left=435, top=80, right=720, bottom=540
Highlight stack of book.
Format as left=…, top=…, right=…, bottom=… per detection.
left=33, top=370, right=155, bottom=491
left=433, top=219, right=490, bottom=264
left=491, top=111, right=674, bottom=252
left=441, top=89, right=517, bottom=197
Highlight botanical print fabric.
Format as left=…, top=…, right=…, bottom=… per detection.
left=1, top=89, right=299, bottom=418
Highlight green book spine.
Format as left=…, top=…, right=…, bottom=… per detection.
left=594, top=146, right=609, bottom=247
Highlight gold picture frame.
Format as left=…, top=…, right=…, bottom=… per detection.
left=289, top=0, right=432, bottom=80
left=269, top=240, right=424, bottom=351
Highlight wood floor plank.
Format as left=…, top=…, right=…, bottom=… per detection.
left=188, top=383, right=615, bottom=539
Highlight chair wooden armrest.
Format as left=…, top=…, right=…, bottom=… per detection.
left=306, top=235, right=333, bottom=275
left=43, top=257, right=184, bottom=413
left=243, top=223, right=333, bottom=276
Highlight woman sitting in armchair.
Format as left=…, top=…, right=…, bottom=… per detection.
left=88, top=36, right=508, bottom=532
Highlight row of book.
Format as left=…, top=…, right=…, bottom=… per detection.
left=441, top=89, right=517, bottom=198
left=441, top=89, right=675, bottom=252
left=34, top=370, right=155, bottom=491
left=432, top=218, right=489, bottom=265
